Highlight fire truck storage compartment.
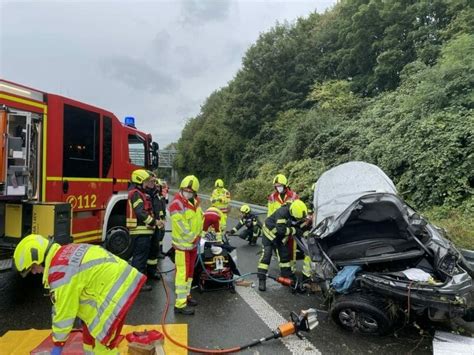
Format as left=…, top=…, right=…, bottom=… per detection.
left=0, top=202, right=71, bottom=243
left=28, top=202, right=72, bottom=244
left=1, top=111, right=40, bottom=198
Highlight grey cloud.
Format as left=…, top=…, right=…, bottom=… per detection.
left=174, top=45, right=211, bottom=77
left=100, top=56, right=179, bottom=94
left=152, top=30, right=172, bottom=53
left=180, top=0, right=231, bottom=26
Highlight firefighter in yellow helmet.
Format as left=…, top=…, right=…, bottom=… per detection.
left=258, top=200, right=309, bottom=291
left=210, top=178, right=231, bottom=231
left=127, top=169, right=164, bottom=291
left=169, top=175, right=203, bottom=315
left=267, top=174, right=300, bottom=272
left=13, top=234, right=146, bottom=354
left=228, top=204, right=262, bottom=246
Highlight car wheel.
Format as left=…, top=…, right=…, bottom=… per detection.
left=330, top=293, right=394, bottom=335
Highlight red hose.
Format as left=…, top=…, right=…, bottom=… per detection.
left=159, top=271, right=241, bottom=353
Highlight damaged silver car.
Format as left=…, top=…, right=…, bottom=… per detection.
left=299, top=161, right=474, bottom=335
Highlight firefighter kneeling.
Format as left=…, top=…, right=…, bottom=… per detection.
left=258, top=200, right=309, bottom=292
left=13, top=234, right=146, bottom=354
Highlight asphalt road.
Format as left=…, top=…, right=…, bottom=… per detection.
left=0, top=216, right=433, bottom=354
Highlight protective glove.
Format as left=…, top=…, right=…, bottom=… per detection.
left=294, top=228, right=304, bottom=239
left=51, top=346, right=63, bottom=355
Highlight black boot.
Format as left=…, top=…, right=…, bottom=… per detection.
left=174, top=306, right=195, bottom=315
left=258, top=278, right=266, bottom=292
left=147, top=266, right=161, bottom=280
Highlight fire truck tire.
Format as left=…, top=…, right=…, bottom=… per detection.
left=105, top=215, right=133, bottom=261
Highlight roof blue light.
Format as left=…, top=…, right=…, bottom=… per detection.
left=124, top=116, right=136, bottom=127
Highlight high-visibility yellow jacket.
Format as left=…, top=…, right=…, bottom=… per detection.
left=168, top=192, right=203, bottom=250
left=267, top=188, right=299, bottom=217
left=43, top=243, right=145, bottom=346
left=211, top=187, right=231, bottom=213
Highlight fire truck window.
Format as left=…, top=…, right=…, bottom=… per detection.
left=102, top=116, right=112, bottom=177
left=63, top=104, right=100, bottom=177
left=128, top=135, right=145, bottom=167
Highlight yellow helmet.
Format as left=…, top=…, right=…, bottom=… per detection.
left=240, top=204, right=251, bottom=214
left=289, top=199, right=308, bottom=220
left=273, top=174, right=288, bottom=186
left=131, top=169, right=151, bottom=184
left=180, top=175, right=200, bottom=192
left=215, top=179, right=224, bottom=188
left=13, top=234, right=50, bottom=277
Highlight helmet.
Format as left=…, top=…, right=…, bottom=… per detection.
left=13, top=234, right=50, bottom=277
left=289, top=200, right=308, bottom=220
left=215, top=179, right=224, bottom=188
left=240, top=204, right=251, bottom=214
left=180, top=175, right=200, bottom=192
left=131, top=169, right=152, bottom=184
left=273, top=174, right=288, bottom=186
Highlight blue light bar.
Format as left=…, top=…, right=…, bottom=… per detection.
left=124, top=116, right=136, bottom=127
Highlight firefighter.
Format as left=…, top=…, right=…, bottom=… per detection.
left=228, top=204, right=262, bottom=246
left=13, top=234, right=146, bottom=354
left=145, top=174, right=167, bottom=280
left=202, top=205, right=224, bottom=242
left=127, top=169, right=164, bottom=291
left=210, top=179, right=231, bottom=231
left=169, top=175, right=203, bottom=315
left=258, top=200, right=309, bottom=292
left=267, top=174, right=299, bottom=272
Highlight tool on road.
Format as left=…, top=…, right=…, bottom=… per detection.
left=160, top=268, right=322, bottom=353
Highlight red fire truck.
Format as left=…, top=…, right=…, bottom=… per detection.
left=0, top=79, right=159, bottom=270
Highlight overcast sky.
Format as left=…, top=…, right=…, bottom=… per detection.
left=1, top=0, right=335, bottom=147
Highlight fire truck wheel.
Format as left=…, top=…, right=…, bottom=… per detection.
left=105, top=216, right=133, bottom=261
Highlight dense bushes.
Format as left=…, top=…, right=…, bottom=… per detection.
left=175, top=1, right=473, bottom=247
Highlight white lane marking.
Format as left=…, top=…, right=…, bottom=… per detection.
left=236, top=283, right=321, bottom=354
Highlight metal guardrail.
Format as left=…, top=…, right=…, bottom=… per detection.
left=170, top=189, right=268, bottom=215
left=200, top=193, right=268, bottom=215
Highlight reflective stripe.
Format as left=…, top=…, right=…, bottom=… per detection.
left=144, top=215, right=154, bottom=225
left=147, top=259, right=158, bottom=265
left=88, top=266, right=136, bottom=341
left=53, top=318, right=75, bottom=329
left=95, top=267, right=143, bottom=341
left=50, top=256, right=116, bottom=289
left=52, top=331, right=69, bottom=342
left=80, top=299, right=98, bottom=308
left=89, top=265, right=133, bottom=337
left=176, top=220, right=193, bottom=238
left=176, top=285, right=187, bottom=291
left=132, top=199, right=143, bottom=208
left=258, top=263, right=269, bottom=270
left=177, top=293, right=187, bottom=299
left=262, top=226, right=275, bottom=241
left=279, top=262, right=291, bottom=268
left=276, top=219, right=287, bottom=224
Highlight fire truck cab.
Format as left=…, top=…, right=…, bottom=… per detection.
left=0, top=79, right=159, bottom=270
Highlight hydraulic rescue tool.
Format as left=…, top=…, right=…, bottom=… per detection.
left=160, top=268, right=323, bottom=353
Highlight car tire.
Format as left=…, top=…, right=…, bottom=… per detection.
left=330, top=293, right=394, bottom=335
left=105, top=215, right=134, bottom=261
